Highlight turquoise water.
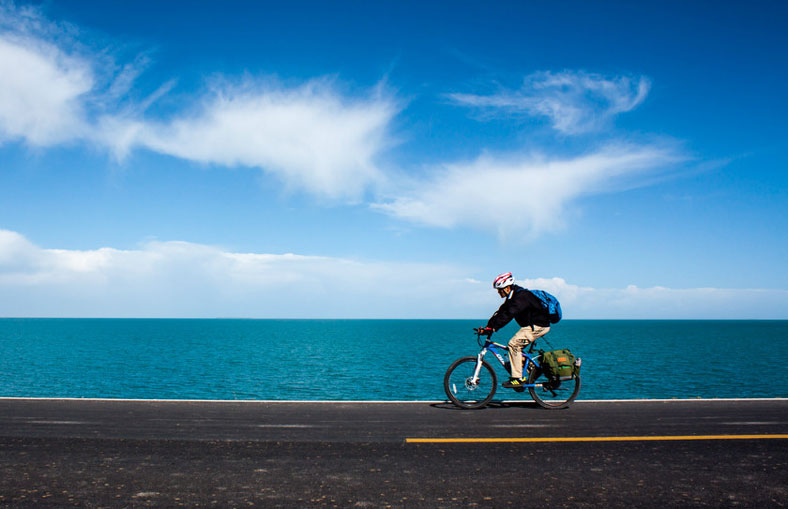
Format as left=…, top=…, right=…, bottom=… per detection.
left=1, top=319, right=786, bottom=400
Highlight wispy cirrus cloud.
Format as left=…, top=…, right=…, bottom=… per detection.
left=131, top=79, right=398, bottom=201
left=375, top=69, right=669, bottom=236
left=2, top=230, right=784, bottom=319
left=0, top=3, right=688, bottom=237
left=0, top=24, right=92, bottom=145
left=448, top=70, right=650, bottom=134
left=0, top=4, right=399, bottom=201
left=374, top=143, right=685, bottom=238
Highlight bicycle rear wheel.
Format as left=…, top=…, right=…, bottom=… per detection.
left=444, top=356, right=497, bottom=409
left=527, top=366, right=580, bottom=409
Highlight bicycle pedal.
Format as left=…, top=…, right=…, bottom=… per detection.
left=514, top=387, right=525, bottom=393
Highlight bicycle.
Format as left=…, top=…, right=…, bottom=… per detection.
left=443, top=329, right=581, bottom=410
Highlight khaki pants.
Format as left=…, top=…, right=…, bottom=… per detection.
left=508, top=325, right=550, bottom=379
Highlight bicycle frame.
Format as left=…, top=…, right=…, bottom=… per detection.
left=473, top=337, right=542, bottom=388
left=445, top=332, right=581, bottom=410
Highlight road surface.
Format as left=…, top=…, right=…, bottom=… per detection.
left=0, top=398, right=786, bottom=507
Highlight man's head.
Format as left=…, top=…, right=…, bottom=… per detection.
left=493, top=272, right=514, bottom=298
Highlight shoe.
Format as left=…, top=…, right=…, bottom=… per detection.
left=502, top=378, right=527, bottom=389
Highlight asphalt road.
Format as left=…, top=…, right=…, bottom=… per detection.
left=1, top=398, right=786, bottom=507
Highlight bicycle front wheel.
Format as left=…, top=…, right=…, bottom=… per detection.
left=527, top=367, right=581, bottom=409
left=444, top=356, right=497, bottom=409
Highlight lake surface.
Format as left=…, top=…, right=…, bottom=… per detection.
left=1, top=319, right=786, bottom=400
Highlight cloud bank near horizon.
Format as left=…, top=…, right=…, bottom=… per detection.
left=1, top=230, right=784, bottom=319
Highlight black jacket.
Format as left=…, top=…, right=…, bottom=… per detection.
left=486, top=285, right=550, bottom=331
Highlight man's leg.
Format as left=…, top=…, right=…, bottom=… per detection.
left=508, top=325, right=550, bottom=380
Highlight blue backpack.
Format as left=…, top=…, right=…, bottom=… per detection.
left=528, top=289, right=562, bottom=324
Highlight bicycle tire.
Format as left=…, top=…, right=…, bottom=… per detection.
left=444, top=356, right=497, bottom=409
left=527, top=366, right=581, bottom=410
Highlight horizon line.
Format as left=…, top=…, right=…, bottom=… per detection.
left=0, top=316, right=788, bottom=325
left=1, top=397, right=786, bottom=403
left=1, top=317, right=787, bottom=321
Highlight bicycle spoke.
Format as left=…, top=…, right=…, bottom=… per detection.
left=444, top=357, right=497, bottom=409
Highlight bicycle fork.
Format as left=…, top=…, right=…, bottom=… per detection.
left=471, top=348, right=488, bottom=384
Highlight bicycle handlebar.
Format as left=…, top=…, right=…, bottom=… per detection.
left=472, top=328, right=540, bottom=352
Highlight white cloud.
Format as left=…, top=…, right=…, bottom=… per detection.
left=0, top=4, right=139, bottom=147
left=0, top=33, right=92, bottom=145
left=374, top=143, right=684, bottom=238
left=0, top=5, right=695, bottom=241
left=515, top=277, right=788, bottom=320
left=0, top=5, right=398, bottom=201
left=449, top=70, right=650, bottom=134
left=1, top=230, right=785, bottom=319
left=0, top=230, right=481, bottom=318
left=0, top=229, right=39, bottom=272
left=132, top=80, right=398, bottom=201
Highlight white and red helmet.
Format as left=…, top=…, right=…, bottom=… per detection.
left=493, top=272, right=515, bottom=289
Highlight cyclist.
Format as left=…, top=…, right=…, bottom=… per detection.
left=478, top=272, right=551, bottom=389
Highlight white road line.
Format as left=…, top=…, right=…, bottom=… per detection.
left=0, top=397, right=786, bottom=403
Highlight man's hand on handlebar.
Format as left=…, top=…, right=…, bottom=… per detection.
left=474, top=327, right=494, bottom=337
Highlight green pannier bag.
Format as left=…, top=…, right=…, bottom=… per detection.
left=541, top=349, right=578, bottom=380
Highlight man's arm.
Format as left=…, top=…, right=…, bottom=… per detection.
left=486, top=300, right=514, bottom=331
left=486, top=291, right=531, bottom=331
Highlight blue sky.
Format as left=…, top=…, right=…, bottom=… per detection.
left=1, top=0, right=786, bottom=318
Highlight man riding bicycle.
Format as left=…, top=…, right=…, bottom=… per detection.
left=478, top=272, right=551, bottom=389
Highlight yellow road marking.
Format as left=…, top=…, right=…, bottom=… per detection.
left=406, top=434, right=788, bottom=443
